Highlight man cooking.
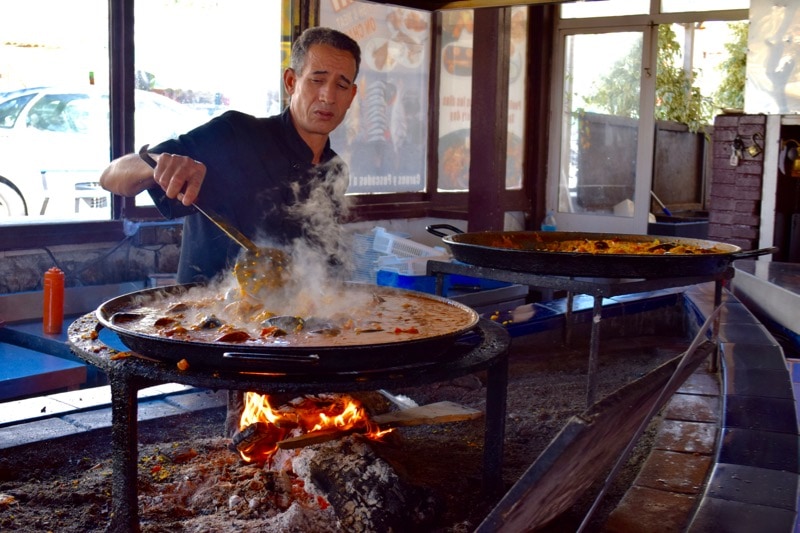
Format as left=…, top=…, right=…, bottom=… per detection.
left=99, top=26, right=360, bottom=436
left=100, top=26, right=360, bottom=284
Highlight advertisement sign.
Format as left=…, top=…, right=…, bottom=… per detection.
left=321, top=0, right=431, bottom=193
left=746, top=0, right=800, bottom=115
left=435, top=8, right=527, bottom=191
left=437, top=11, right=474, bottom=191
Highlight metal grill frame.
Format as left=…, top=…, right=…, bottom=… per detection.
left=68, top=315, right=510, bottom=532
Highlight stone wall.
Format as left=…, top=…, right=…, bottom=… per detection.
left=708, top=114, right=767, bottom=250
left=0, top=223, right=181, bottom=295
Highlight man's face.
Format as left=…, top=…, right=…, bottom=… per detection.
left=285, top=43, right=358, bottom=145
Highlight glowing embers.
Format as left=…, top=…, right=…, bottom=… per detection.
left=233, top=393, right=387, bottom=463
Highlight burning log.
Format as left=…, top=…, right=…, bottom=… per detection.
left=231, top=395, right=483, bottom=461
left=231, top=415, right=303, bottom=458
left=277, top=401, right=482, bottom=450
left=233, top=392, right=379, bottom=462
left=294, top=437, right=440, bottom=531
left=230, top=421, right=283, bottom=457
left=276, top=426, right=361, bottom=449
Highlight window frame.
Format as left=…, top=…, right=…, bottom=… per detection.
left=547, top=2, right=748, bottom=233
left=0, top=0, right=547, bottom=251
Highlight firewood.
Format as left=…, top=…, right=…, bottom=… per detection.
left=277, top=427, right=361, bottom=449
left=276, top=401, right=482, bottom=450
left=371, top=401, right=482, bottom=428
left=232, top=421, right=284, bottom=453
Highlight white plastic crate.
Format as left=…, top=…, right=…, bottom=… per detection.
left=349, top=231, right=382, bottom=283
left=372, top=227, right=446, bottom=258
left=377, top=254, right=451, bottom=276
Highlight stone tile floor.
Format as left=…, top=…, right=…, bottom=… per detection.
left=605, top=362, right=722, bottom=531
left=607, top=279, right=800, bottom=533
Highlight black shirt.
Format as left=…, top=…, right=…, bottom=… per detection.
left=149, top=108, right=343, bottom=283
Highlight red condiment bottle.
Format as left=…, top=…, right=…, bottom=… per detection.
left=43, top=266, right=65, bottom=335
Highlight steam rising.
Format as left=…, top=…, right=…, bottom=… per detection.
left=215, top=159, right=363, bottom=318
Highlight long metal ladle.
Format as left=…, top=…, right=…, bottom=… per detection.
left=138, top=144, right=259, bottom=253
left=138, top=144, right=288, bottom=294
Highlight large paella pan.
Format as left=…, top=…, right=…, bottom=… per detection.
left=427, top=225, right=776, bottom=279
left=95, top=283, right=480, bottom=373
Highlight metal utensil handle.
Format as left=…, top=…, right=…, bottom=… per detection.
left=426, top=224, right=465, bottom=238
left=138, top=144, right=159, bottom=169
left=189, top=203, right=260, bottom=253
left=223, top=351, right=321, bottom=364
left=731, top=246, right=779, bottom=260
left=138, top=144, right=259, bottom=253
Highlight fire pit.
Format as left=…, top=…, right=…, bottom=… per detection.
left=68, top=312, right=509, bottom=532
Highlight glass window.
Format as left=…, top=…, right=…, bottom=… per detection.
left=321, top=2, right=431, bottom=194
left=436, top=8, right=527, bottom=193
left=438, top=10, right=474, bottom=192
left=656, top=21, right=743, bottom=128
left=746, top=2, right=800, bottom=114
left=0, top=93, right=36, bottom=128
left=661, top=0, right=749, bottom=13
left=133, top=0, right=283, bottom=208
left=558, top=32, right=643, bottom=217
left=561, top=0, right=649, bottom=19
left=0, top=0, right=109, bottom=221
left=554, top=1, right=748, bottom=234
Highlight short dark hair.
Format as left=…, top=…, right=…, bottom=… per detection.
left=290, top=27, right=361, bottom=81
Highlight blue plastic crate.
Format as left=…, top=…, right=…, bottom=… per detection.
left=376, top=270, right=510, bottom=296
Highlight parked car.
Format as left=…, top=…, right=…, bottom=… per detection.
left=0, top=86, right=206, bottom=220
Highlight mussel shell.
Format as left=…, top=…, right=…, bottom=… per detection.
left=303, top=316, right=341, bottom=336
left=261, top=315, right=304, bottom=332
left=110, top=312, right=145, bottom=324
left=197, top=315, right=223, bottom=329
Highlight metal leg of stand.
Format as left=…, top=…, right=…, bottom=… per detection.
left=483, top=350, right=509, bottom=497
left=434, top=273, right=445, bottom=296
left=708, top=278, right=724, bottom=373
left=585, top=295, right=603, bottom=407
left=109, top=374, right=141, bottom=533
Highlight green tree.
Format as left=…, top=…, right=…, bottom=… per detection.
left=583, top=43, right=642, bottom=118
left=655, top=25, right=714, bottom=132
left=584, top=25, right=717, bottom=133
left=715, top=22, right=748, bottom=111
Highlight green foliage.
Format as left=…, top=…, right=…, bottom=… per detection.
left=654, top=25, right=714, bottom=133
left=715, top=22, right=748, bottom=111
left=584, top=24, right=747, bottom=133
left=583, top=43, right=642, bottom=118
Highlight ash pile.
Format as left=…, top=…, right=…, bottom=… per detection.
left=138, top=434, right=438, bottom=532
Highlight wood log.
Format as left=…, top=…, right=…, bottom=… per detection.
left=372, top=400, right=482, bottom=428
left=277, top=401, right=482, bottom=450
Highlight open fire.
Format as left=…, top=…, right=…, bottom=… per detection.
left=233, top=393, right=390, bottom=463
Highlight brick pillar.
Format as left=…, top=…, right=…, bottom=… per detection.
left=708, top=114, right=766, bottom=249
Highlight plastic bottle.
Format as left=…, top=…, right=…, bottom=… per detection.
left=541, top=211, right=557, bottom=231
left=43, top=267, right=65, bottom=335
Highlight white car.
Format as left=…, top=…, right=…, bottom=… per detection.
left=0, top=86, right=206, bottom=220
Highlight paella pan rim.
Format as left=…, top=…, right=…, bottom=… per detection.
left=438, top=230, right=760, bottom=279
left=442, top=231, right=743, bottom=258
left=93, top=283, right=481, bottom=372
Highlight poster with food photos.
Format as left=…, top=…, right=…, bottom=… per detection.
left=746, top=0, right=800, bottom=114
left=321, top=0, right=431, bottom=194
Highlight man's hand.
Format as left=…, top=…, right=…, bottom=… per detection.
left=152, top=153, right=207, bottom=206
